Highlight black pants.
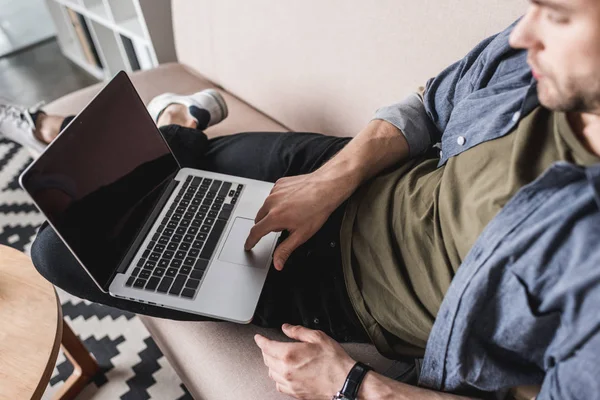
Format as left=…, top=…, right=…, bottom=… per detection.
left=31, top=123, right=371, bottom=344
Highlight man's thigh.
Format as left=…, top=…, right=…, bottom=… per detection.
left=200, top=131, right=351, bottom=182
left=251, top=204, right=371, bottom=344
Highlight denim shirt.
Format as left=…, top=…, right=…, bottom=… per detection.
left=373, top=21, right=600, bottom=399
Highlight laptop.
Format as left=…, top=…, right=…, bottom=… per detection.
left=20, top=72, right=280, bottom=323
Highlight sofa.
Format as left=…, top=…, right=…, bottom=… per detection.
left=44, top=0, right=540, bottom=398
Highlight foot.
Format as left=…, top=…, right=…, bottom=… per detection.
left=148, top=89, right=228, bottom=130
left=0, top=101, right=47, bottom=155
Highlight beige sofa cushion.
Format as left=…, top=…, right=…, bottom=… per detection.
left=44, top=63, right=287, bottom=138
left=142, top=318, right=399, bottom=400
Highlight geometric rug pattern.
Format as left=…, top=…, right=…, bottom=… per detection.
left=0, top=137, right=193, bottom=400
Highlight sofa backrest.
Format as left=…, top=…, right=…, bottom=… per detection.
left=171, top=0, right=523, bottom=137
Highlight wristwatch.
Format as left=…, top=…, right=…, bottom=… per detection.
left=331, top=362, right=372, bottom=400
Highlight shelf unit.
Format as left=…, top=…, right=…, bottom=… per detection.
left=45, top=0, right=176, bottom=80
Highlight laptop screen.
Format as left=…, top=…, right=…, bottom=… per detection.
left=21, top=72, right=179, bottom=291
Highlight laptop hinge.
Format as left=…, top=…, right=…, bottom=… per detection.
left=106, top=176, right=181, bottom=289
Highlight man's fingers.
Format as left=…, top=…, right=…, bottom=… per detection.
left=245, top=217, right=279, bottom=250
left=273, top=232, right=304, bottom=270
left=282, top=323, right=325, bottom=343
left=254, top=334, right=301, bottom=360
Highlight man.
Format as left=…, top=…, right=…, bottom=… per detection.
left=7, top=0, right=599, bottom=398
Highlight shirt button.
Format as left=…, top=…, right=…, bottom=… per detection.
left=512, top=111, right=521, bottom=123
left=439, top=150, right=443, bottom=158
left=313, top=317, right=320, bottom=324
left=456, top=136, right=466, bottom=146
left=329, top=241, right=336, bottom=248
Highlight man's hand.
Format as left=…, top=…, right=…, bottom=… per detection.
left=244, top=170, right=348, bottom=270
left=255, top=324, right=356, bottom=400
left=244, top=120, right=410, bottom=271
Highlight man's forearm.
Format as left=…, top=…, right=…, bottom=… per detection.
left=358, top=372, right=477, bottom=400
left=317, top=119, right=410, bottom=199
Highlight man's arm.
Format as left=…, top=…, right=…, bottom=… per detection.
left=244, top=118, right=410, bottom=270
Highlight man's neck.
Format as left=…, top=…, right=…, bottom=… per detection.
left=567, top=112, right=600, bottom=157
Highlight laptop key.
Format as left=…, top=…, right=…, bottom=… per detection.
left=133, top=278, right=146, bottom=288
left=158, top=259, right=169, bottom=268
left=149, top=252, right=160, bottom=261
left=163, top=250, right=174, bottom=258
left=145, top=276, right=160, bottom=291
left=153, top=267, right=165, bottom=277
left=166, top=268, right=178, bottom=277
left=164, top=228, right=175, bottom=236
left=218, top=210, right=231, bottom=220
left=173, top=234, right=183, bottom=242
left=144, top=261, right=156, bottom=270
left=200, top=225, right=211, bottom=233
left=158, top=236, right=169, bottom=245
left=175, top=251, right=186, bottom=259
left=142, top=250, right=150, bottom=258
left=208, top=210, right=218, bottom=218
left=181, top=288, right=196, bottom=298
left=184, top=257, right=195, bottom=266
left=186, top=278, right=200, bottom=289
left=191, top=177, right=202, bottom=186
left=180, top=266, right=192, bottom=275
left=139, top=270, right=151, bottom=279
left=157, top=277, right=174, bottom=293
left=191, top=219, right=202, bottom=228
left=167, top=242, right=178, bottom=251
left=169, top=274, right=187, bottom=295
left=218, top=182, right=232, bottom=197
left=132, top=267, right=141, bottom=277
left=190, top=269, right=204, bottom=280
left=200, top=219, right=227, bottom=259
left=154, top=244, right=165, bottom=252
left=192, top=240, right=204, bottom=249
left=176, top=227, right=187, bottom=235
left=197, top=233, right=207, bottom=241
left=180, top=242, right=190, bottom=251
left=157, top=224, right=165, bottom=234
left=205, top=218, right=215, bottom=226
left=167, top=221, right=178, bottom=229
left=180, top=220, right=190, bottom=228
left=222, top=204, right=234, bottom=211
left=171, top=259, right=182, bottom=268
left=137, top=257, right=147, bottom=267
left=194, top=258, right=209, bottom=271
left=184, top=234, right=195, bottom=242
left=188, top=248, right=200, bottom=258
left=125, top=276, right=135, bottom=287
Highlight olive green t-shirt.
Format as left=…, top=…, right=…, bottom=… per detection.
left=340, top=108, right=600, bottom=359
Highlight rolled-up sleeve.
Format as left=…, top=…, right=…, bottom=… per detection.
left=372, top=91, right=437, bottom=158
left=372, top=19, right=519, bottom=159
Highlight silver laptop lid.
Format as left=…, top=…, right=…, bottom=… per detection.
left=20, top=71, right=179, bottom=291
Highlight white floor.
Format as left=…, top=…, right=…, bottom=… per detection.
left=0, top=0, right=55, bottom=57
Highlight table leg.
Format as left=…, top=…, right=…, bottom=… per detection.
left=52, top=319, right=99, bottom=400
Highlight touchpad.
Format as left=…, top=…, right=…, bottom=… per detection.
left=218, top=217, right=275, bottom=268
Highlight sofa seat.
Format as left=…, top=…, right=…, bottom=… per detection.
left=44, top=63, right=401, bottom=399
left=142, top=318, right=399, bottom=400
left=44, top=63, right=288, bottom=138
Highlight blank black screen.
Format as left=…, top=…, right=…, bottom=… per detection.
left=22, top=72, right=179, bottom=290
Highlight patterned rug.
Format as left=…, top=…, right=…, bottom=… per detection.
left=0, top=137, right=192, bottom=400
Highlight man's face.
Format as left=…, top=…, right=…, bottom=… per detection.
left=509, top=0, right=600, bottom=113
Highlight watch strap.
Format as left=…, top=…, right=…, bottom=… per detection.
left=338, top=362, right=372, bottom=400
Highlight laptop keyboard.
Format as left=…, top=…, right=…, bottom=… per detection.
left=125, top=175, right=243, bottom=299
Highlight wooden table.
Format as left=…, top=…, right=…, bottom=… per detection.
left=0, top=245, right=98, bottom=400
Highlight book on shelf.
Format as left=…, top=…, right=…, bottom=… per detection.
left=66, top=8, right=103, bottom=69
left=120, top=35, right=141, bottom=71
